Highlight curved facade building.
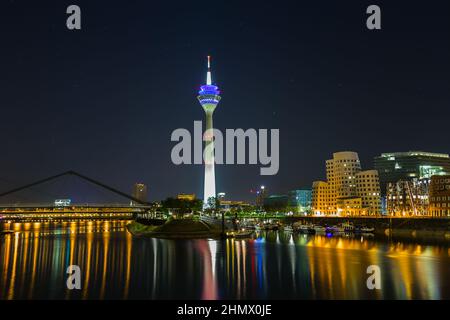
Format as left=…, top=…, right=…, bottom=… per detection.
left=326, top=151, right=361, bottom=200
left=312, top=151, right=381, bottom=216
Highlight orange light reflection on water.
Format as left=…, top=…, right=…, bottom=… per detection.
left=0, top=222, right=449, bottom=299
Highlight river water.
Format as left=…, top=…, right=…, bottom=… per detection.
left=0, top=220, right=449, bottom=300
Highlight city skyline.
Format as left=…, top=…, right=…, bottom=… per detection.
left=1, top=0, right=450, bottom=306
left=1, top=148, right=448, bottom=206
left=1, top=1, right=450, bottom=203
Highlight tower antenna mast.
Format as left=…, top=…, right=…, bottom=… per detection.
left=206, top=55, right=212, bottom=85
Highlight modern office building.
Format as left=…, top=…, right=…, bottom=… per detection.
left=429, top=175, right=450, bottom=217
left=131, top=183, right=147, bottom=205
left=288, top=189, right=312, bottom=213
left=312, top=151, right=382, bottom=216
left=374, top=151, right=450, bottom=195
left=198, top=56, right=221, bottom=207
left=258, top=189, right=312, bottom=214
left=386, top=179, right=430, bottom=216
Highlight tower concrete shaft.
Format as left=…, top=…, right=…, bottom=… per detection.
left=197, top=56, right=221, bottom=207
left=203, top=109, right=216, bottom=206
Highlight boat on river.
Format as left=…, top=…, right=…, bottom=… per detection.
left=355, top=225, right=375, bottom=233
left=293, top=222, right=315, bottom=234
left=326, top=222, right=374, bottom=234
left=241, top=222, right=257, bottom=230
left=341, top=222, right=355, bottom=232
left=263, top=222, right=279, bottom=231
left=326, top=224, right=346, bottom=233
left=313, top=225, right=327, bottom=233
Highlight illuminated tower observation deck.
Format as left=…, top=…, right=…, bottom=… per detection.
left=198, top=56, right=221, bottom=207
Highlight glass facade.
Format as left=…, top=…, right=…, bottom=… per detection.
left=288, top=189, right=312, bottom=211
left=374, top=151, right=450, bottom=195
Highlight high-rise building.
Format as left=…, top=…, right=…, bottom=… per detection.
left=312, top=151, right=381, bottom=216
left=255, top=185, right=267, bottom=210
left=131, top=183, right=147, bottom=205
left=198, top=56, right=221, bottom=207
left=374, top=151, right=450, bottom=195
left=429, top=175, right=450, bottom=217
left=326, top=151, right=362, bottom=211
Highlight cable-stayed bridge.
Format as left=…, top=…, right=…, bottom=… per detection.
left=0, top=171, right=156, bottom=221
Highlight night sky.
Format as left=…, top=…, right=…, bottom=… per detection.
left=1, top=0, right=449, bottom=203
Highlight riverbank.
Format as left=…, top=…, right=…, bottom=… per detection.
left=284, top=216, right=450, bottom=241
left=127, top=219, right=223, bottom=239
left=128, top=216, right=450, bottom=241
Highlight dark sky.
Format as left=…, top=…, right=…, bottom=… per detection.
left=1, top=0, right=449, bottom=203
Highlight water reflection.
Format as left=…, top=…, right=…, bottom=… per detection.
left=0, top=221, right=449, bottom=299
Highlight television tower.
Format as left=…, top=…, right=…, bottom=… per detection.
left=198, top=56, right=221, bottom=207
